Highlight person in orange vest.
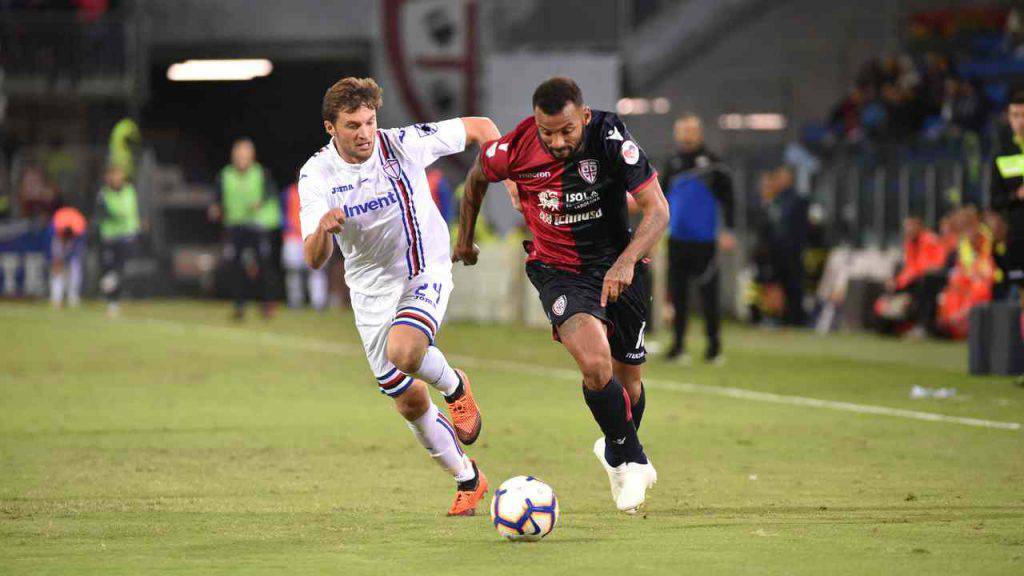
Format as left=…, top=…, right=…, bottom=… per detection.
left=49, top=206, right=87, bottom=308
left=282, top=179, right=328, bottom=310
left=874, top=216, right=950, bottom=335
left=936, top=219, right=996, bottom=339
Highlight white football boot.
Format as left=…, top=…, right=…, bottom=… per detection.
left=615, top=459, right=657, bottom=514
left=593, top=437, right=623, bottom=502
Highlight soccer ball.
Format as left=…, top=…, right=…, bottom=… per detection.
left=489, top=476, right=559, bottom=541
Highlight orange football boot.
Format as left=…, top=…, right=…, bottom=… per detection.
left=447, top=460, right=488, bottom=516
left=445, top=369, right=482, bottom=445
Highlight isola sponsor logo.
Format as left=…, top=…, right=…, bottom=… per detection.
left=343, top=190, right=399, bottom=218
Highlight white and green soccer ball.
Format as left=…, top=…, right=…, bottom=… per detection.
left=489, top=476, right=559, bottom=541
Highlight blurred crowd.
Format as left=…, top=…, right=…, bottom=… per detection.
left=827, top=52, right=987, bottom=147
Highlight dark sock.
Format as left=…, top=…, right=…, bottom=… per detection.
left=631, top=384, right=646, bottom=432
left=583, top=377, right=646, bottom=467
left=445, top=378, right=465, bottom=402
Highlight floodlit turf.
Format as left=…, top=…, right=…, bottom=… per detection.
left=1, top=300, right=1022, bottom=575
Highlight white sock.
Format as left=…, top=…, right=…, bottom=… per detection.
left=285, top=270, right=304, bottom=308
left=50, top=272, right=65, bottom=306
left=308, top=268, right=328, bottom=310
left=407, top=402, right=475, bottom=482
left=414, top=346, right=461, bottom=397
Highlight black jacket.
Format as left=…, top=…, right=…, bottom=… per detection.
left=989, top=134, right=1024, bottom=244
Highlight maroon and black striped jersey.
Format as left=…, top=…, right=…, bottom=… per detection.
left=480, top=110, right=657, bottom=272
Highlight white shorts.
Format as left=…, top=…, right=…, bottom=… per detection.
left=350, top=270, right=453, bottom=397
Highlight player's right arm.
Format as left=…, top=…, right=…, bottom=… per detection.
left=454, top=134, right=517, bottom=265
left=299, top=170, right=342, bottom=269
left=453, top=155, right=489, bottom=265
left=303, top=209, right=344, bottom=269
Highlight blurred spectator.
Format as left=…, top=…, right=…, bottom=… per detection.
left=824, top=50, right=993, bottom=148
left=43, top=137, right=77, bottom=201
left=282, top=179, right=327, bottom=310
left=759, top=166, right=809, bottom=326
left=880, top=83, right=921, bottom=141
left=986, top=210, right=1010, bottom=300
left=0, top=156, right=10, bottom=220
left=919, top=52, right=951, bottom=116
left=211, top=138, right=276, bottom=320
left=17, top=166, right=61, bottom=219
left=660, top=114, right=735, bottom=364
left=427, top=167, right=455, bottom=223
left=1006, top=7, right=1024, bottom=57
left=872, top=217, right=949, bottom=336
left=72, top=0, right=110, bottom=22
left=936, top=209, right=996, bottom=339
left=828, top=85, right=867, bottom=143
left=94, top=163, right=138, bottom=316
left=940, top=78, right=984, bottom=135
left=48, top=206, right=86, bottom=308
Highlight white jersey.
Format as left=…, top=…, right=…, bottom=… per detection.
left=298, top=119, right=466, bottom=293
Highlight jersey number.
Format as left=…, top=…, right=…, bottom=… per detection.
left=414, top=283, right=443, bottom=306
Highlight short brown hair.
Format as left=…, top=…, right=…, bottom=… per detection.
left=322, top=77, right=383, bottom=122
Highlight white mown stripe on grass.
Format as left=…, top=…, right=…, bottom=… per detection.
left=3, top=306, right=1020, bottom=431
left=446, top=355, right=1022, bottom=431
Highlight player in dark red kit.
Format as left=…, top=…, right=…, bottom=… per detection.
left=453, top=77, right=669, bottom=513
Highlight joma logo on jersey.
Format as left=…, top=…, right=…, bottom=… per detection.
left=331, top=184, right=354, bottom=194
left=343, top=190, right=399, bottom=218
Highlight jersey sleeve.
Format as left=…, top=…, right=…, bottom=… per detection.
left=603, top=114, right=657, bottom=193
left=393, top=118, right=467, bottom=167
left=298, top=170, right=329, bottom=241
left=478, top=133, right=514, bottom=182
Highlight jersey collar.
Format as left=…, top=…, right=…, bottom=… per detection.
left=329, top=135, right=379, bottom=174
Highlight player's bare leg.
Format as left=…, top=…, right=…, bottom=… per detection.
left=558, top=313, right=656, bottom=512
left=386, top=325, right=482, bottom=444
left=392, top=379, right=488, bottom=515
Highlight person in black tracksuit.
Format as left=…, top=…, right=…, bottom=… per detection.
left=760, top=166, right=809, bottom=327
left=989, top=92, right=1024, bottom=355
left=661, top=115, right=736, bottom=363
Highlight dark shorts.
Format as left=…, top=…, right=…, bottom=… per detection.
left=525, top=260, right=650, bottom=365
left=1006, top=240, right=1024, bottom=287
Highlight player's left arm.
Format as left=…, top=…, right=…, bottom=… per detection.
left=601, top=178, right=669, bottom=306
left=460, top=117, right=501, bottom=147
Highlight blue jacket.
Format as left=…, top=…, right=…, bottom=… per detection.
left=662, top=148, right=734, bottom=242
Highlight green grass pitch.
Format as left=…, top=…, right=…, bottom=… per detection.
left=1, top=301, right=1022, bottom=575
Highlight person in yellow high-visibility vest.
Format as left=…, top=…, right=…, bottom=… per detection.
left=209, top=138, right=277, bottom=320
left=94, top=164, right=140, bottom=317
left=989, top=92, right=1024, bottom=356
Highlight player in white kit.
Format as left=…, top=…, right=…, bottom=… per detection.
left=300, top=77, right=503, bottom=516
